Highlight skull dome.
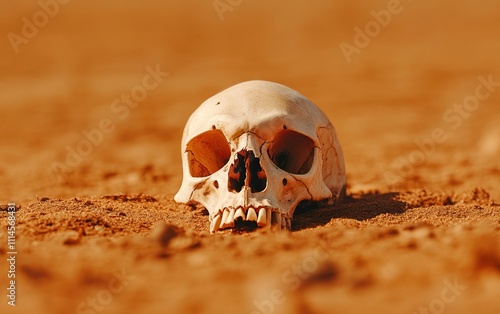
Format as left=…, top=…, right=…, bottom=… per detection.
left=174, top=80, right=346, bottom=233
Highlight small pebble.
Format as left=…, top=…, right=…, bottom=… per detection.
left=62, top=230, right=81, bottom=245
left=150, top=222, right=183, bottom=247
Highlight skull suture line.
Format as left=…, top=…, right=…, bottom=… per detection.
left=174, top=81, right=346, bottom=233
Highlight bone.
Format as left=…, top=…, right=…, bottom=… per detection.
left=257, top=208, right=266, bottom=226
left=210, top=213, right=222, bottom=233
left=174, top=81, right=347, bottom=236
left=247, top=207, right=257, bottom=222
left=234, top=207, right=245, bottom=221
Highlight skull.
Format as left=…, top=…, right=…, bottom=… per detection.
left=174, top=80, right=346, bottom=233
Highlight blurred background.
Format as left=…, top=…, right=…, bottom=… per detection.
left=1, top=0, right=499, bottom=203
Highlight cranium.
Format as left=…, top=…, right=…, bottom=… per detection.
left=174, top=80, right=346, bottom=233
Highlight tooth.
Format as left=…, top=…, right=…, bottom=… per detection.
left=227, top=208, right=235, bottom=227
left=286, top=218, right=291, bottom=230
left=210, top=213, right=222, bottom=233
left=266, top=208, right=272, bottom=227
left=247, top=208, right=257, bottom=222
left=220, top=209, right=229, bottom=228
left=281, top=217, right=286, bottom=229
left=257, top=208, right=267, bottom=227
left=272, top=212, right=281, bottom=230
left=235, top=207, right=245, bottom=221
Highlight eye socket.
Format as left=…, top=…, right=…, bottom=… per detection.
left=269, top=130, right=315, bottom=174
left=186, top=130, right=231, bottom=177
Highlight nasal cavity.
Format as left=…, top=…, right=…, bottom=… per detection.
left=228, top=149, right=267, bottom=193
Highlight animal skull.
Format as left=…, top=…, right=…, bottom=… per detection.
left=174, top=80, right=346, bottom=233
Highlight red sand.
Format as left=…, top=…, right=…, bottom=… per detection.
left=1, top=1, right=499, bottom=313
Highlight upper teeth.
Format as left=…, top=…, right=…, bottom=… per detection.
left=256, top=208, right=266, bottom=226
left=246, top=208, right=257, bottom=222
left=234, top=208, right=245, bottom=220
left=210, top=207, right=291, bottom=233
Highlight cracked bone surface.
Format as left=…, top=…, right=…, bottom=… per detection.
left=174, top=80, right=346, bottom=233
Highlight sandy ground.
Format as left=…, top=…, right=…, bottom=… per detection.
left=1, top=0, right=499, bottom=313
